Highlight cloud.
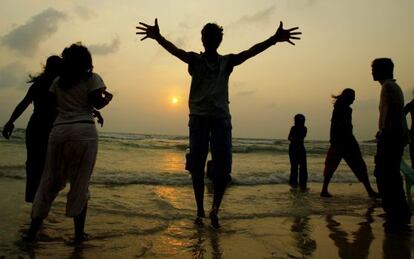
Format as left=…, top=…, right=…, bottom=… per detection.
left=74, top=5, right=96, bottom=20
left=89, top=38, right=120, bottom=55
left=230, top=6, right=276, bottom=27
left=1, top=8, right=66, bottom=56
left=0, top=62, right=28, bottom=89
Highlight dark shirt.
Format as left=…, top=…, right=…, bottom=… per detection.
left=288, top=125, right=307, bottom=147
left=330, top=103, right=355, bottom=146
left=27, top=76, right=57, bottom=125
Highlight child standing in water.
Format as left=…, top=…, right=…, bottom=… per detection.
left=288, top=114, right=308, bottom=190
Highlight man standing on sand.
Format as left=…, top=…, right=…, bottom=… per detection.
left=136, top=19, right=301, bottom=228
left=371, top=58, right=411, bottom=231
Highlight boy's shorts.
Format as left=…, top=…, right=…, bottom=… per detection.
left=188, top=115, right=232, bottom=182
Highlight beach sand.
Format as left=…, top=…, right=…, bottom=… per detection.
left=1, top=179, right=413, bottom=258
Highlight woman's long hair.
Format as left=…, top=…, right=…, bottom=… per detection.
left=59, top=43, right=93, bottom=89
left=27, top=55, right=62, bottom=84
left=332, top=88, right=355, bottom=106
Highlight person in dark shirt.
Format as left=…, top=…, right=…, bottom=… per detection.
left=288, top=114, right=308, bottom=190
left=320, top=88, right=378, bottom=198
left=2, top=56, right=62, bottom=202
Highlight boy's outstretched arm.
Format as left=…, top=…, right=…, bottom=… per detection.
left=230, top=22, right=301, bottom=67
left=136, top=18, right=192, bottom=64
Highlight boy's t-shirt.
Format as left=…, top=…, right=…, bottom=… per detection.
left=188, top=53, right=233, bottom=118
left=50, top=73, right=106, bottom=125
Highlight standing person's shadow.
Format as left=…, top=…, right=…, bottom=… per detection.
left=325, top=206, right=376, bottom=259
left=290, top=215, right=317, bottom=257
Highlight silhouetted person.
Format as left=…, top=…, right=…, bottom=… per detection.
left=136, top=18, right=301, bottom=228
left=24, top=43, right=113, bottom=242
left=371, top=58, right=411, bottom=231
left=321, top=88, right=377, bottom=198
left=288, top=114, right=308, bottom=190
left=2, top=55, right=61, bottom=202
left=403, top=91, right=414, bottom=169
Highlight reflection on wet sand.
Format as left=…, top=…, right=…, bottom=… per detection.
left=325, top=206, right=376, bottom=259
left=190, top=226, right=223, bottom=259
left=290, top=216, right=317, bottom=257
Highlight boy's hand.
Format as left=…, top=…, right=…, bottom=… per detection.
left=136, top=18, right=161, bottom=41
left=274, top=21, right=301, bottom=45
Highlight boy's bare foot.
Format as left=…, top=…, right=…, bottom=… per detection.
left=197, top=210, right=206, bottom=218
left=74, top=232, right=90, bottom=243
left=194, top=217, right=204, bottom=226
left=320, top=191, right=333, bottom=198
left=209, top=209, right=220, bottom=229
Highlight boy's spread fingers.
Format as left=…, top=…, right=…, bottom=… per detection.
left=141, top=36, right=148, bottom=41
left=288, top=27, right=299, bottom=31
left=290, top=32, right=302, bottom=35
left=136, top=32, right=146, bottom=35
left=291, top=36, right=301, bottom=40
left=136, top=26, right=147, bottom=30
left=138, top=22, right=150, bottom=27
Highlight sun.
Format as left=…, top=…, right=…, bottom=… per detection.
left=170, top=96, right=179, bottom=105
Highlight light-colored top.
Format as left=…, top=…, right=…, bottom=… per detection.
left=50, top=73, right=106, bottom=125
left=188, top=53, right=233, bottom=118
left=378, top=79, right=408, bottom=143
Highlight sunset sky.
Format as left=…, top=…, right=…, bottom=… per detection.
left=1, top=0, right=413, bottom=140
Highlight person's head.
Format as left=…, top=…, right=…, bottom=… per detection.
left=371, top=58, right=394, bottom=81
left=44, top=55, right=62, bottom=76
left=294, top=113, right=305, bottom=126
left=28, top=55, right=62, bottom=83
left=333, top=88, right=355, bottom=106
left=60, top=43, right=93, bottom=88
left=201, top=23, right=223, bottom=52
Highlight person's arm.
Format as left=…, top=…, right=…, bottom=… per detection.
left=404, top=100, right=413, bottom=115
left=89, top=89, right=113, bottom=110
left=378, top=87, right=390, bottom=140
left=2, top=89, right=33, bottom=139
left=288, top=127, right=294, bottom=141
left=136, top=18, right=193, bottom=64
left=229, top=21, right=301, bottom=66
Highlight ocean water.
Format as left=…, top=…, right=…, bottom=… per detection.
left=0, top=128, right=386, bottom=187
left=1, top=129, right=413, bottom=258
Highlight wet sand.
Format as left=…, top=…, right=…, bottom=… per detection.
left=0, top=179, right=413, bottom=258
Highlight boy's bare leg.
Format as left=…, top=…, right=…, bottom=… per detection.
left=192, top=171, right=205, bottom=225
left=210, top=178, right=227, bottom=229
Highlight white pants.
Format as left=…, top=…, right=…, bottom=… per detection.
left=31, top=123, right=97, bottom=219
